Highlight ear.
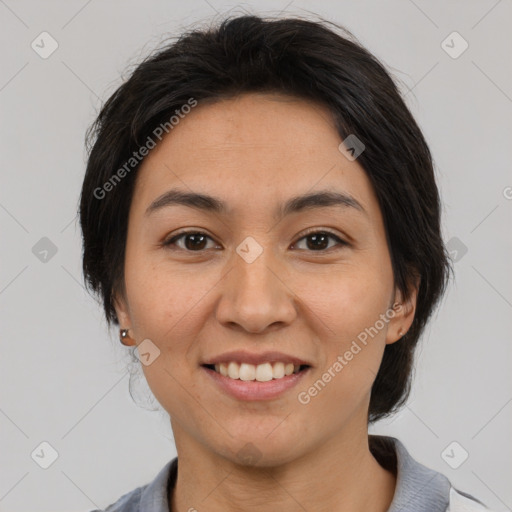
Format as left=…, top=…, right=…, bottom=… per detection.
left=385, top=274, right=420, bottom=345
left=112, top=290, right=136, bottom=346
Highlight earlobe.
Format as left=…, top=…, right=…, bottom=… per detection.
left=120, top=328, right=135, bottom=346
left=386, top=275, right=420, bottom=345
left=112, top=291, right=136, bottom=346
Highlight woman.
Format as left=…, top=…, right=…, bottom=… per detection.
left=80, top=14, right=491, bottom=512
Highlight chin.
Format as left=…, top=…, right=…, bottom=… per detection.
left=211, top=425, right=308, bottom=468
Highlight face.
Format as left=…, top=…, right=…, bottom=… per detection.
left=114, top=93, right=417, bottom=466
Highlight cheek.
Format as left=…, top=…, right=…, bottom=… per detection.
left=125, top=260, right=206, bottom=414
left=124, top=249, right=201, bottom=334
left=123, top=254, right=219, bottom=393
left=308, top=263, right=391, bottom=340
left=305, top=265, right=392, bottom=393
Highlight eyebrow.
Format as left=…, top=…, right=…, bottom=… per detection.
left=145, top=188, right=367, bottom=220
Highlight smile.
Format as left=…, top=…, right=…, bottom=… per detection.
left=201, top=363, right=311, bottom=401
left=204, top=361, right=309, bottom=382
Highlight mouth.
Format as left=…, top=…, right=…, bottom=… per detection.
left=201, top=362, right=311, bottom=401
left=202, top=362, right=311, bottom=382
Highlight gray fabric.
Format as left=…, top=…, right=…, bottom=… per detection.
left=90, top=435, right=481, bottom=511
left=91, top=459, right=175, bottom=511
left=380, top=436, right=452, bottom=511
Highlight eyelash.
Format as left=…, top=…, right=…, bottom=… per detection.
left=162, top=228, right=348, bottom=253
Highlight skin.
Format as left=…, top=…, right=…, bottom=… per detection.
left=114, top=93, right=418, bottom=512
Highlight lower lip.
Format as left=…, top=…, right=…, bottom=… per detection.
left=201, top=366, right=311, bottom=401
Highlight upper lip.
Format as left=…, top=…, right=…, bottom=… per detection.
left=202, top=350, right=312, bottom=367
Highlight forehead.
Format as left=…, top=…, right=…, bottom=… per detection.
left=131, top=93, right=380, bottom=222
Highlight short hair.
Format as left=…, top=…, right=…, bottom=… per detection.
left=79, top=14, right=453, bottom=423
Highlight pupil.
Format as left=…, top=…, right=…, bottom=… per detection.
left=308, top=233, right=328, bottom=250
left=186, top=234, right=206, bottom=250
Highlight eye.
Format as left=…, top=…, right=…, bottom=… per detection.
left=292, top=230, right=347, bottom=252
left=163, top=231, right=218, bottom=251
left=162, top=229, right=348, bottom=253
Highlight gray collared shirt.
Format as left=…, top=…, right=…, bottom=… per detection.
left=90, top=435, right=488, bottom=511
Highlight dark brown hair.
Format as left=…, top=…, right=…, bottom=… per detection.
left=79, top=14, right=452, bottom=422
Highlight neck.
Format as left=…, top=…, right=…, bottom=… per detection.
left=169, top=423, right=396, bottom=512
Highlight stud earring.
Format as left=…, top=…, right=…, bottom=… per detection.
left=120, top=328, right=131, bottom=345
left=397, top=328, right=404, bottom=338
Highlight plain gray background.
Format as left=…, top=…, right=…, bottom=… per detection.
left=1, top=1, right=511, bottom=511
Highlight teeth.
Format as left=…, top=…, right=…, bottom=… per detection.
left=227, top=362, right=239, bottom=379
left=213, top=361, right=304, bottom=381
left=273, top=362, right=285, bottom=379
left=255, top=362, right=273, bottom=382
left=239, top=363, right=256, bottom=381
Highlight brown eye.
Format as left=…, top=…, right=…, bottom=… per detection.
left=163, top=231, right=216, bottom=251
left=163, top=229, right=347, bottom=253
left=293, top=231, right=347, bottom=252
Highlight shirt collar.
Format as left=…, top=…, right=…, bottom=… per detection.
left=138, top=457, right=176, bottom=511
left=370, top=435, right=452, bottom=512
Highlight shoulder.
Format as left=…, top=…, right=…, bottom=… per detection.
left=447, top=487, right=495, bottom=512
left=88, top=486, right=143, bottom=511
left=88, top=458, right=177, bottom=512
left=369, top=435, right=494, bottom=512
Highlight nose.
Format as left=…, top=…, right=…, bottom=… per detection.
left=215, top=244, right=298, bottom=334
